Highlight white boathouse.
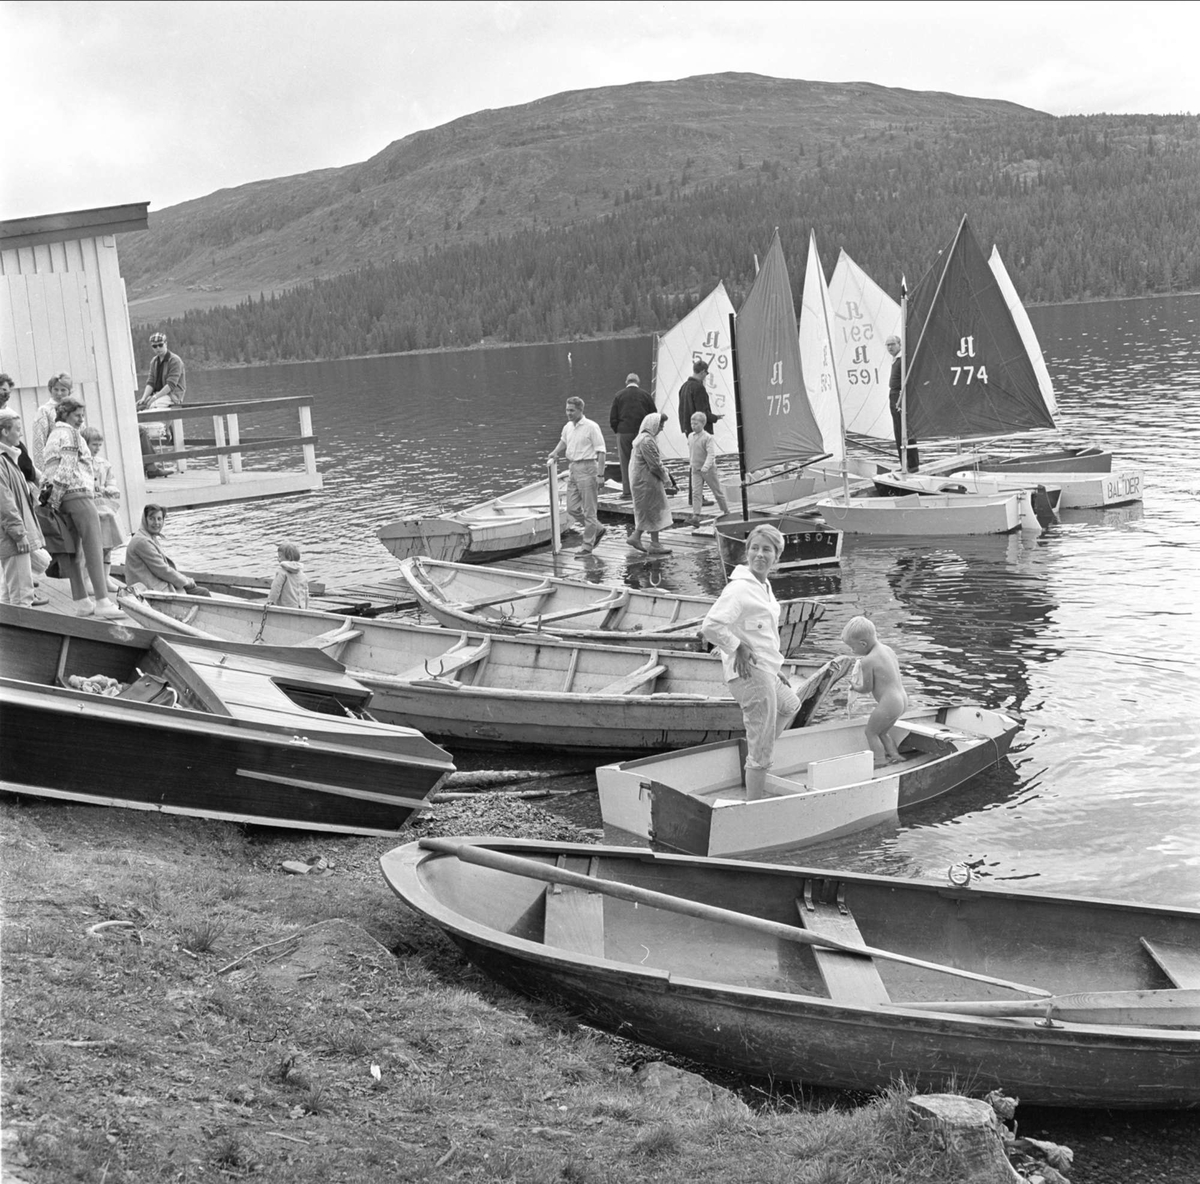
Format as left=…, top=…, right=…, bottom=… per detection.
left=0, top=203, right=322, bottom=536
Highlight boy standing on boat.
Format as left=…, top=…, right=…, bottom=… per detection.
left=609, top=373, right=656, bottom=500
left=548, top=397, right=607, bottom=554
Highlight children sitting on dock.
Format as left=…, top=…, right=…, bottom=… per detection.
left=266, top=541, right=309, bottom=608
left=687, top=410, right=729, bottom=528
left=124, top=504, right=210, bottom=596
left=839, top=616, right=909, bottom=767
left=80, top=427, right=122, bottom=593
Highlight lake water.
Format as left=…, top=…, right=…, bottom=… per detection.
left=166, top=294, right=1200, bottom=907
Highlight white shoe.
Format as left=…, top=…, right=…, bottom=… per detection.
left=93, top=600, right=124, bottom=620
left=74, top=598, right=96, bottom=617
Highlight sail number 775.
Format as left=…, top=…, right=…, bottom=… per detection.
left=767, top=393, right=791, bottom=415
left=951, top=365, right=989, bottom=385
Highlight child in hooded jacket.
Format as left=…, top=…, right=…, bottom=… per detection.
left=266, top=541, right=309, bottom=608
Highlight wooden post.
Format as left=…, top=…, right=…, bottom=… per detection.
left=171, top=412, right=187, bottom=473
left=547, top=460, right=562, bottom=555
left=227, top=412, right=243, bottom=474
left=214, top=414, right=229, bottom=484
left=298, top=401, right=317, bottom=477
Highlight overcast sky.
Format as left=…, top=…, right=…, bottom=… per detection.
left=5, top=0, right=1198, bottom=220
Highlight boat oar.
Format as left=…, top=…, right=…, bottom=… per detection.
left=418, top=839, right=1052, bottom=998
left=893, top=988, right=1200, bottom=1027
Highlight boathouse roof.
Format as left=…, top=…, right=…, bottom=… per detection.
left=0, top=202, right=150, bottom=250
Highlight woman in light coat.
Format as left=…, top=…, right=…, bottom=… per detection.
left=41, top=397, right=123, bottom=618
left=627, top=412, right=674, bottom=555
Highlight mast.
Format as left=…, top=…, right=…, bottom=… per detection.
left=899, top=283, right=909, bottom=475
left=811, top=232, right=851, bottom=504
left=728, top=311, right=750, bottom=521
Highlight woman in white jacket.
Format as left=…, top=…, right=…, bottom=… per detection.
left=701, top=523, right=800, bottom=800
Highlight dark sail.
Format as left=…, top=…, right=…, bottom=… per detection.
left=734, top=230, right=826, bottom=471
left=904, top=216, right=1057, bottom=441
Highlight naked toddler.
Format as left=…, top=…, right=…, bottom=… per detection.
left=839, top=616, right=909, bottom=767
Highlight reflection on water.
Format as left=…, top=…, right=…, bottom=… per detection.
left=168, top=295, right=1200, bottom=906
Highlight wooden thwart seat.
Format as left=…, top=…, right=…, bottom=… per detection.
left=598, top=653, right=665, bottom=696
left=1141, top=937, right=1200, bottom=988
left=543, top=856, right=604, bottom=956
left=397, top=635, right=492, bottom=683
left=797, top=883, right=890, bottom=1006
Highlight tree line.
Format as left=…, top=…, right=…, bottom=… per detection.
left=146, top=113, right=1200, bottom=366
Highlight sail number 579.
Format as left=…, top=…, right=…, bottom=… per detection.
left=951, top=365, right=989, bottom=385
left=767, top=393, right=791, bottom=415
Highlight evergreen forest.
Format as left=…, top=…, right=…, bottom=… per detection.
left=146, top=113, right=1200, bottom=366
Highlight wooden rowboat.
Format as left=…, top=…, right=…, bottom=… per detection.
left=871, top=470, right=1060, bottom=528
left=381, top=836, right=1200, bottom=1108
left=395, top=556, right=826, bottom=655
left=0, top=605, right=454, bottom=836
left=377, top=475, right=563, bottom=565
left=596, top=704, right=1021, bottom=856
left=946, top=467, right=1144, bottom=509
left=115, top=591, right=843, bottom=753
left=714, top=513, right=843, bottom=572
left=815, top=492, right=1022, bottom=536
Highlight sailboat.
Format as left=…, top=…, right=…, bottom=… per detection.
left=816, top=221, right=1030, bottom=536
left=713, top=230, right=843, bottom=571
left=652, top=282, right=739, bottom=464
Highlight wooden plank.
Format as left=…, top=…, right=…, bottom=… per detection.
left=1141, top=937, right=1200, bottom=988
left=396, top=637, right=491, bottom=683
left=796, top=894, right=890, bottom=1006
left=543, top=885, right=605, bottom=956
left=597, top=660, right=665, bottom=697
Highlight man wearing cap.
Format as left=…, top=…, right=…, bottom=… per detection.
left=677, top=358, right=719, bottom=436
left=139, top=333, right=187, bottom=478
left=885, top=335, right=919, bottom=470
left=609, top=372, right=656, bottom=500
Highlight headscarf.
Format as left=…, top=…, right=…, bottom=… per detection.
left=637, top=412, right=666, bottom=437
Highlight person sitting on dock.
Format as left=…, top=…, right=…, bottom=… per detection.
left=838, top=615, right=909, bottom=767
left=547, top=397, right=607, bottom=555
left=138, top=332, right=186, bottom=479
left=124, top=504, right=210, bottom=596
left=687, top=410, right=729, bottom=529
left=701, top=523, right=800, bottom=800
left=609, top=373, right=656, bottom=500
left=266, top=540, right=309, bottom=608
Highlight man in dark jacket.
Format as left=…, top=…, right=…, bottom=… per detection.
left=886, top=335, right=919, bottom=470
left=609, top=372, right=656, bottom=500
left=677, top=358, right=719, bottom=435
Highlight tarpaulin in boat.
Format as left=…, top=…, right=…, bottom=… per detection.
left=734, top=230, right=826, bottom=471
left=904, top=216, right=1056, bottom=441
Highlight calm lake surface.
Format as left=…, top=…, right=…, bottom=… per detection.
left=168, top=294, right=1200, bottom=907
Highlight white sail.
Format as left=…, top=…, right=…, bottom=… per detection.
left=653, top=282, right=738, bottom=461
left=798, top=234, right=845, bottom=461
left=826, top=250, right=899, bottom=440
left=988, top=246, right=1059, bottom=422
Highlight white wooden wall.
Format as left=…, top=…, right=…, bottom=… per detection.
left=0, top=235, right=144, bottom=537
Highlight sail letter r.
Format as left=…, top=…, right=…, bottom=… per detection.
left=769, top=360, right=784, bottom=386
left=702, top=330, right=721, bottom=349
left=957, top=336, right=976, bottom=358
left=851, top=345, right=869, bottom=365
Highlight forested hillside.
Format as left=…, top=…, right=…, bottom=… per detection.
left=132, top=77, right=1200, bottom=366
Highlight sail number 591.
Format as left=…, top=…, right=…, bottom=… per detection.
left=951, top=365, right=989, bottom=385
left=767, top=393, right=791, bottom=415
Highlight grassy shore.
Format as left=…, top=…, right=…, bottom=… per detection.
left=0, top=797, right=1003, bottom=1184
left=5, top=795, right=1197, bottom=1183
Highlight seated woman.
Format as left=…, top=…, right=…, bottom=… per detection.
left=124, top=504, right=208, bottom=595
left=41, top=396, right=123, bottom=619
left=701, top=523, right=801, bottom=800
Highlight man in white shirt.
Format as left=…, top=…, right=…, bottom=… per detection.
left=547, top=397, right=607, bottom=554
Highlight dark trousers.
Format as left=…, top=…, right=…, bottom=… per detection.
left=617, top=433, right=637, bottom=498
left=890, top=408, right=919, bottom=470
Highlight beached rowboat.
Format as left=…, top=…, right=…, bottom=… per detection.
left=395, top=556, right=825, bottom=654
left=116, top=591, right=842, bottom=752
left=381, top=836, right=1200, bottom=1108
left=596, top=704, right=1021, bottom=856
left=0, top=605, right=454, bottom=836
left=816, top=492, right=1022, bottom=536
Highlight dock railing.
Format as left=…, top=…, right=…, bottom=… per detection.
left=137, top=395, right=319, bottom=484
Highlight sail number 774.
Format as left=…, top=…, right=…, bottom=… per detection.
left=951, top=365, right=989, bottom=385
left=767, top=393, right=792, bottom=415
